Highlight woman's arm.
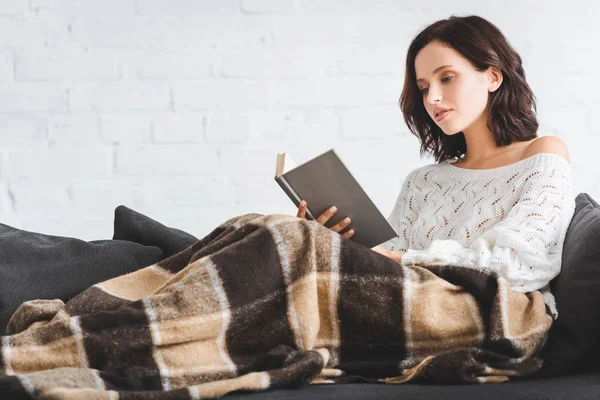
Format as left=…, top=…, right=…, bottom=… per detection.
left=371, top=245, right=403, bottom=263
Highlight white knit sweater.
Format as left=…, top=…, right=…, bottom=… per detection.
left=380, top=152, right=576, bottom=320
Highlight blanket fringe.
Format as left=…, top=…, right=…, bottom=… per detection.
left=318, top=368, right=344, bottom=377
left=378, top=356, right=436, bottom=384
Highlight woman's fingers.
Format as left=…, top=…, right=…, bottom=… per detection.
left=298, top=202, right=354, bottom=239
left=316, top=205, right=338, bottom=225
left=296, top=200, right=307, bottom=219
left=329, top=216, right=352, bottom=233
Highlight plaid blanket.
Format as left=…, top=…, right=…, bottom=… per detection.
left=0, top=213, right=553, bottom=399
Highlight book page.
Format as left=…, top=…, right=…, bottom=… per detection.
left=275, top=153, right=298, bottom=177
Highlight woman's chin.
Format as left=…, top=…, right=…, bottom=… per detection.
left=441, top=127, right=462, bottom=135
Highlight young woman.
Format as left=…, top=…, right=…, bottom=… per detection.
left=297, top=15, right=575, bottom=320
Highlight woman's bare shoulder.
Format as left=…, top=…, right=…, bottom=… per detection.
left=522, top=136, right=570, bottom=164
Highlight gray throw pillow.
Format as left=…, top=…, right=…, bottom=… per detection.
left=112, top=205, right=199, bottom=258
left=0, top=223, right=163, bottom=334
left=535, top=192, right=600, bottom=377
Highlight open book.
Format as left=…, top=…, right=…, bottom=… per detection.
left=274, top=148, right=398, bottom=248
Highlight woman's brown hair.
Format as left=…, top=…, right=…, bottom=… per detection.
left=401, top=15, right=539, bottom=163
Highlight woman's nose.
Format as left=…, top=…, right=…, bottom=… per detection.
left=426, top=86, right=442, bottom=104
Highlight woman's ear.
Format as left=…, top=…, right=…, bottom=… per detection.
left=488, top=66, right=503, bottom=93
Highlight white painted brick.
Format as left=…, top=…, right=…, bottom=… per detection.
left=9, top=179, right=70, bottom=213
left=0, top=83, right=67, bottom=111
left=0, top=0, right=29, bottom=15
left=219, top=44, right=336, bottom=78
left=218, top=147, right=279, bottom=178
left=7, top=148, right=112, bottom=178
left=68, top=82, right=170, bottom=111
left=15, top=47, right=119, bottom=81
left=590, top=109, right=600, bottom=135
left=0, top=181, right=10, bottom=212
left=69, top=16, right=173, bottom=49
left=302, top=11, right=426, bottom=47
left=205, top=113, right=250, bottom=144
left=31, top=0, right=135, bottom=15
left=0, top=51, right=13, bottom=81
left=536, top=106, right=589, bottom=137
left=240, top=0, right=296, bottom=14
left=529, top=72, right=600, bottom=107
left=0, top=213, right=20, bottom=228
left=525, top=35, right=590, bottom=76
left=173, top=80, right=271, bottom=111
left=248, top=109, right=339, bottom=145
left=520, top=5, right=600, bottom=75
left=115, top=145, right=219, bottom=176
left=300, top=0, right=418, bottom=13
left=48, top=114, right=102, bottom=146
left=275, top=77, right=402, bottom=107
left=0, top=3, right=597, bottom=239
left=573, top=167, right=600, bottom=201
left=569, top=136, right=600, bottom=168
left=231, top=175, right=285, bottom=208
left=179, top=15, right=276, bottom=47
left=135, top=177, right=235, bottom=208
left=153, top=112, right=204, bottom=143
left=100, top=115, right=151, bottom=144
left=70, top=15, right=274, bottom=50
left=338, top=44, right=405, bottom=76
left=14, top=216, right=112, bottom=241
left=269, top=14, right=420, bottom=49
left=0, top=152, right=5, bottom=180
left=0, top=117, right=46, bottom=146
left=135, top=0, right=238, bottom=15
left=340, top=107, right=407, bottom=139
left=118, top=48, right=215, bottom=79
left=69, top=177, right=139, bottom=214
left=0, top=15, right=70, bottom=47
left=269, top=15, right=351, bottom=46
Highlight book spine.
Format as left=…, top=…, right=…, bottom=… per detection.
left=275, top=176, right=316, bottom=221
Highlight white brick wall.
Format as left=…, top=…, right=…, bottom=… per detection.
left=0, top=0, right=598, bottom=241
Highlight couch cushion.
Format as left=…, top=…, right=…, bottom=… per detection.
left=0, top=222, right=163, bottom=334
left=112, top=205, right=198, bottom=258
left=535, top=192, right=600, bottom=377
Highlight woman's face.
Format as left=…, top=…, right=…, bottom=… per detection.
left=414, top=41, right=501, bottom=136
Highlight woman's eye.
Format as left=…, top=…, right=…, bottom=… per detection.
left=419, top=76, right=453, bottom=94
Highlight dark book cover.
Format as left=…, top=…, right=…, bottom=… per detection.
left=275, top=148, right=398, bottom=248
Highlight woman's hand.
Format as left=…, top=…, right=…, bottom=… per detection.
left=296, top=200, right=355, bottom=239
left=371, top=245, right=403, bottom=263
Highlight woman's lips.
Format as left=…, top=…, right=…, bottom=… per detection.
left=436, top=109, right=452, bottom=122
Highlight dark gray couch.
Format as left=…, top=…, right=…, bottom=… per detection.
left=2, top=194, right=599, bottom=399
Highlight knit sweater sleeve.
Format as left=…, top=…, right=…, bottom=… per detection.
left=379, top=170, right=419, bottom=252
left=400, top=160, right=575, bottom=293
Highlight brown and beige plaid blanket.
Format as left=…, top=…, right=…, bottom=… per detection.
left=0, top=213, right=553, bottom=399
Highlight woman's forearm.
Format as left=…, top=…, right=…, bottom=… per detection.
left=371, top=246, right=403, bottom=263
